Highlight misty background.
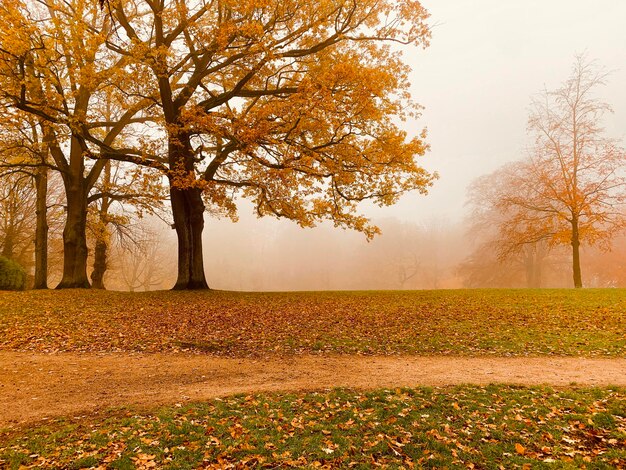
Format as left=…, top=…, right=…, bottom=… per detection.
left=185, top=0, right=626, bottom=291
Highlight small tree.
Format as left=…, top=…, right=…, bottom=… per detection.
left=114, top=229, right=175, bottom=292
left=0, top=173, right=36, bottom=268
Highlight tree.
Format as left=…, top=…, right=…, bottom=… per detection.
left=91, top=0, right=435, bottom=289
left=0, top=0, right=154, bottom=288
left=87, top=160, right=166, bottom=289
left=112, top=225, right=176, bottom=292
left=458, top=235, right=567, bottom=289
left=464, top=57, right=626, bottom=288
left=0, top=173, right=36, bottom=269
left=463, top=162, right=560, bottom=288
left=346, top=217, right=464, bottom=290
left=0, top=106, right=53, bottom=288
left=365, top=219, right=424, bottom=289
left=509, top=57, right=626, bottom=288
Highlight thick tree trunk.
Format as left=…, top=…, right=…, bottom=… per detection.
left=168, top=130, right=209, bottom=290
left=91, top=239, right=107, bottom=289
left=571, top=217, right=582, bottom=288
left=170, top=186, right=209, bottom=290
left=33, top=168, right=48, bottom=289
left=57, top=180, right=90, bottom=289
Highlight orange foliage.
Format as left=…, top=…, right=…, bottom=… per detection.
left=0, top=0, right=169, bottom=287
left=3, top=0, right=435, bottom=288
left=101, top=0, right=435, bottom=237
left=466, top=57, right=626, bottom=288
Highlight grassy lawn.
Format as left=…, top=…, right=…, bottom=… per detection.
left=2, top=289, right=626, bottom=468
left=0, top=289, right=625, bottom=356
left=1, top=385, right=625, bottom=469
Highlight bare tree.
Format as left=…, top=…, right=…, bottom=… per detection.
left=112, top=225, right=175, bottom=292
left=464, top=57, right=626, bottom=288
left=0, top=173, right=36, bottom=268
left=463, top=163, right=560, bottom=288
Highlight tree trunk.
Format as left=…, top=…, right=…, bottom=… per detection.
left=91, top=239, right=107, bottom=289
left=1, top=229, right=14, bottom=259
left=33, top=167, right=48, bottom=289
left=571, top=217, right=582, bottom=288
left=91, top=169, right=111, bottom=290
left=168, top=131, right=209, bottom=290
left=57, top=180, right=90, bottom=289
left=524, top=246, right=542, bottom=288
left=170, top=186, right=209, bottom=290
left=533, top=255, right=542, bottom=288
left=523, top=249, right=533, bottom=288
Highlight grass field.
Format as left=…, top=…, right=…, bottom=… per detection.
left=2, top=289, right=626, bottom=469
left=2, top=386, right=625, bottom=469
left=1, top=289, right=625, bottom=356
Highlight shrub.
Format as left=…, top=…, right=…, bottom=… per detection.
left=0, top=256, right=26, bottom=290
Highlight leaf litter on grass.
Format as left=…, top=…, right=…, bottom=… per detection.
left=1, top=289, right=625, bottom=357
left=1, top=385, right=625, bottom=469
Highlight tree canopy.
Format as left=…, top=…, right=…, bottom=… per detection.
left=99, top=0, right=435, bottom=288
left=0, top=0, right=435, bottom=289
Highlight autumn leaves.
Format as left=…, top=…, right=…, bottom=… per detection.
left=0, top=0, right=435, bottom=289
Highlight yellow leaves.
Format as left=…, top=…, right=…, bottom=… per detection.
left=3, top=0, right=434, bottom=245
left=0, top=3, right=34, bottom=57
left=229, top=423, right=246, bottom=439
left=515, top=443, right=526, bottom=455
left=394, top=0, right=432, bottom=47
left=131, top=453, right=157, bottom=468
left=220, top=0, right=274, bottom=19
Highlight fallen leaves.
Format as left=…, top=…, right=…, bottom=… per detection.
left=131, top=453, right=157, bottom=468
left=1, top=385, right=625, bottom=469
left=1, top=289, right=625, bottom=357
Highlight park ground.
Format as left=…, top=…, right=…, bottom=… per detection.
left=0, top=289, right=625, bottom=468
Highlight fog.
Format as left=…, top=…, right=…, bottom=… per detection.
left=201, top=211, right=467, bottom=291
left=185, top=0, right=626, bottom=291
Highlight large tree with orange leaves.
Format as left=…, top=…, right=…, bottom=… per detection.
left=81, top=0, right=436, bottom=289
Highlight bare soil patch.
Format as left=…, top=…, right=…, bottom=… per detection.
left=2, top=352, right=626, bottom=426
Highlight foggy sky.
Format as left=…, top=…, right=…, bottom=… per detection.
left=201, top=1, right=626, bottom=290
left=388, top=0, right=626, bottom=223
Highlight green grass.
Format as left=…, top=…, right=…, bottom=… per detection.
left=0, top=289, right=625, bottom=356
left=1, top=386, right=625, bottom=469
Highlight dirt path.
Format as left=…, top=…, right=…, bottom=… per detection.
left=2, top=352, right=626, bottom=426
